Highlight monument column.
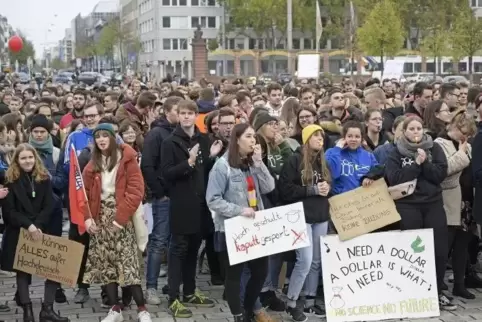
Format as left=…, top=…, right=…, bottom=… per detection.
left=191, top=26, right=208, bottom=80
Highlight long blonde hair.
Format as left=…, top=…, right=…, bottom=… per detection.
left=5, top=143, right=50, bottom=183
left=301, top=130, right=331, bottom=186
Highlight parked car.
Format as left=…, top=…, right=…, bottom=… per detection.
left=277, top=73, right=292, bottom=85
left=78, top=72, right=108, bottom=86
left=54, top=72, right=74, bottom=84
left=442, top=75, right=468, bottom=84
left=17, top=72, right=30, bottom=84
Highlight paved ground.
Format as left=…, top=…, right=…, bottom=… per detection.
left=1, top=272, right=482, bottom=322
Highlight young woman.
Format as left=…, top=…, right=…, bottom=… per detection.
left=424, top=100, right=453, bottom=140
left=385, top=116, right=456, bottom=311
left=206, top=123, right=275, bottom=322
left=82, top=124, right=151, bottom=322
left=290, top=106, right=317, bottom=145
left=1, top=144, right=68, bottom=322
left=434, top=111, right=477, bottom=299
left=364, top=109, right=388, bottom=151
left=119, top=121, right=142, bottom=163
left=279, top=124, right=331, bottom=321
left=325, top=121, right=381, bottom=196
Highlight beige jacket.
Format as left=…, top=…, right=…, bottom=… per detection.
left=434, top=138, right=471, bottom=226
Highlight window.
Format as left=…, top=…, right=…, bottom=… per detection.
left=162, top=0, right=169, bottom=5
left=172, top=0, right=177, bottom=5
left=303, top=38, right=312, bottom=49
left=163, top=39, right=171, bottom=50
left=248, top=38, right=256, bottom=50
left=180, top=0, right=187, bottom=4
left=228, top=39, right=235, bottom=50
left=292, top=39, right=300, bottom=50
left=162, top=17, right=170, bottom=28
left=192, top=0, right=215, bottom=5
left=162, top=17, right=188, bottom=28
left=207, top=17, right=216, bottom=28
left=172, top=39, right=178, bottom=50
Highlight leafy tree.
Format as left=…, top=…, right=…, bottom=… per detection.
left=356, top=0, right=404, bottom=72
left=207, top=39, right=219, bottom=52
left=450, top=5, right=482, bottom=79
left=8, top=34, right=35, bottom=65
left=50, top=58, right=67, bottom=70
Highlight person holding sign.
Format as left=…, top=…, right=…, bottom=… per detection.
left=1, top=144, right=69, bottom=322
left=279, top=124, right=331, bottom=321
left=385, top=116, right=456, bottom=311
left=82, top=124, right=152, bottom=322
left=206, top=123, right=275, bottom=322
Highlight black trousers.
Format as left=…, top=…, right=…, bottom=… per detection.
left=447, top=226, right=471, bottom=286
left=219, top=252, right=268, bottom=316
left=205, top=233, right=223, bottom=280
left=69, top=223, right=90, bottom=288
left=396, top=201, right=448, bottom=294
left=168, top=233, right=202, bottom=301
left=17, top=271, right=58, bottom=305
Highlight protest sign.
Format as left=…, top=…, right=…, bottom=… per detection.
left=329, top=179, right=401, bottom=240
left=321, top=229, right=439, bottom=322
left=225, top=202, right=310, bottom=265
left=14, top=228, right=84, bottom=287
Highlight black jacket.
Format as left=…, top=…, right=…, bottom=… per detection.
left=404, top=102, right=424, bottom=119
left=278, top=148, right=330, bottom=223
left=382, top=106, right=404, bottom=133
left=472, top=128, right=482, bottom=224
left=161, top=125, right=214, bottom=235
left=1, top=175, right=53, bottom=271
left=141, top=117, right=177, bottom=199
left=385, top=142, right=447, bottom=204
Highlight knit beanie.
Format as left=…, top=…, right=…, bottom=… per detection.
left=253, top=112, right=278, bottom=132
left=302, top=124, right=323, bottom=144
left=93, top=123, right=116, bottom=137
left=30, top=114, right=52, bottom=132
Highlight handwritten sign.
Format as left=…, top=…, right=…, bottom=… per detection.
left=224, top=202, right=310, bottom=265
left=321, top=229, right=439, bottom=322
left=328, top=179, right=401, bottom=240
left=14, top=228, right=85, bottom=287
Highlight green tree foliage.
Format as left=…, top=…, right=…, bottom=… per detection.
left=50, top=58, right=67, bottom=70
left=356, top=0, right=404, bottom=71
left=218, top=0, right=314, bottom=49
left=207, top=39, right=219, bottom=52
left=8, top=34, right=35, bottom=65
left=450, top=5, right=482, bottom=77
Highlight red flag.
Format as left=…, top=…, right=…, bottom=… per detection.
left=69, top=145, right=89, bottom=235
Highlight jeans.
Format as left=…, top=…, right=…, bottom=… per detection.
left=287, top=222, right=328, bottom=300
left=240, top=265, right=262, bottom=311
left=168, top=233, right=202, bottom=301
left=146, top=198, right=170, bottom=289
left=261, top=254, right=284, bottom=292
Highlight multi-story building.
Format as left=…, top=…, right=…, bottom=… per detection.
left=63, top=28, right=73, bottom=63
left=0, top=15, right=14, bottom=67
left=471, top=0, right=482, bottom=16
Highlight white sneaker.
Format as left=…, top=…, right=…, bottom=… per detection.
left=138, top=311, right=152, bottom=322
left=145, top=288, right=161, bottom=305
left=101, top=309, right=124, bottom=322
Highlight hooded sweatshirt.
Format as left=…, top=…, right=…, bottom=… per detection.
left=196, top=100, right=217, bottom=133
left=325, top=146, right=379, bottom=195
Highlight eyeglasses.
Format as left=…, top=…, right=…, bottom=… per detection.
left=84, top=114, right=99, bottom=119
left=332, top=96, right=344, bottom=100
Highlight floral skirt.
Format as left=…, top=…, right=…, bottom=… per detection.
left=82, top=195, right=141, bottom=286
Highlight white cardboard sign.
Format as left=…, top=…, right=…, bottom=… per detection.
left=321, top=229, right=440, bottom=322
left=224, top=202, right=310, bottom=265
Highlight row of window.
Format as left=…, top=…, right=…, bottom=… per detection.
left=161, top=0, right=215, bottom=6
left=471, top=0, right=482, bottom=7
left=139, top=0, right=153, bottom=14
left=162, top=38, right=189, bottom=50
left=142, top=40, right=155, bottom=53
left=140, top=19, right=154, bottom=33
left=161, top=16, right=217, bottom=29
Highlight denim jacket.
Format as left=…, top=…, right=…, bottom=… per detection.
left=206, top=154, right=275, bottom=232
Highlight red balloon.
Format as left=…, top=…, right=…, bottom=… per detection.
left=8, top=35, right=23, bottom=53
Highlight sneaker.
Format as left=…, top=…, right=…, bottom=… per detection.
left=260, top=291, right=285, bottom=312
left=74, top=288, right=90, bottom=304
left=101, top=308, right=124, bottom=322
left=168, top=299, right=192, bottom=318
left=145, top=289, right=161, bottom=305
left=137, top=310, right=152, bottom=322
left=286, top=305, right=307, bottom=322
left=304, top=304, right=326, bottom=317
left=183, top=291, right=215, bottom=308
left=254, top=310, right=275, bottom=322
left=439, top=294, right=457, bottom=311
left=0, top=304, right=10, bottom=312
left=55, top=288, right=67, bottom=304
left=161, top=284, right=169, bottom=294
left=159, top=268, right=167, bottom=278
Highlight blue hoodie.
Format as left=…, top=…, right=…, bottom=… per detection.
left=325, top=146, right=378, bottom=195
left=197, top=100, right=216, bottom=114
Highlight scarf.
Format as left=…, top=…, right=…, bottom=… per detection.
left=396, top=133, right=433, bottom=162
left=29, top=135, right=53, bottom=156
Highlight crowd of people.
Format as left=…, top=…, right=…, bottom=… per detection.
left=0, top=74, right=481, bottom=322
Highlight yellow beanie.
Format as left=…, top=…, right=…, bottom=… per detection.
left=302, top=124, right=323, bottom=144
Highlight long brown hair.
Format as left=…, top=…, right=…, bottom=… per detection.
left=6, top=143, right=50, bottom=183
left=294, top=106, right=317, bottom=136
left=301, top=129, right=331, bottom=185
left=227, top=123, right=254, bottom=168
left=91, top=130, right=119, bottom=172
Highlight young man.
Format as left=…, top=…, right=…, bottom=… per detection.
left=161, top=100, right=222, bottom=318
left=405, top=82, right=433, bottom=121
left=265, top=83, right=283, bottom=117
left=59, top=89, right=86, bottom=129
left=143, top=96, right=183, bottom=305
left=116, top=91, right=157, bottom=137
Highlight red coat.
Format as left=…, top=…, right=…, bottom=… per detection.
left=82, top=144, right=144, bottom=226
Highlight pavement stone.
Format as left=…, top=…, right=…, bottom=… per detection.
left=1, top=271, right=482, bottom=322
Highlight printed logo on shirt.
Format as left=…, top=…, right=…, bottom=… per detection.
left=340, top=159, right=370, bottom=177
left=401, top=157, right=415, bottom=167
left=267, top=154, right=283, bottom=169
left=300, top=169, right=322, bottom=186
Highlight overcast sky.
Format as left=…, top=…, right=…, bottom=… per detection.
left=2, top=0, right=103, bottom=57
